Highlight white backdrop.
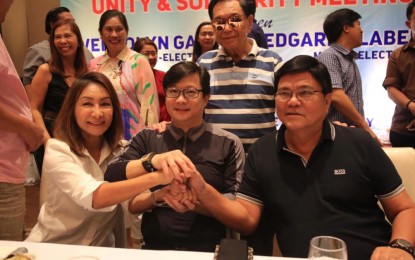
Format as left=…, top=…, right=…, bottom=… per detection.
left=61, top=0, right=413, bottom=140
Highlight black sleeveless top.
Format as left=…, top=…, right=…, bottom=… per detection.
left=42, top=73, right=70, bottom=136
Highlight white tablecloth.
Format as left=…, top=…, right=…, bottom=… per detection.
left=0, top=240, right=305, bottom=260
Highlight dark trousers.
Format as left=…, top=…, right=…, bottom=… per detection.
left=390, top=131, right=415, bottom=148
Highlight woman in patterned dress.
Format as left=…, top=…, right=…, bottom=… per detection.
left=89, top=10, right=159, bottom=140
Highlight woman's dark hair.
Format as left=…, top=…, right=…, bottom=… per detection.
left=53, top=72, right=124, bottom=156
left=163, top=61, right=210, bottom=96
left=275, top=55, right=333, bottom=95
left=98, top=9, right=129, bottom=33
left=406, top=0, right=415, bottom=20
left=49, top=19, right=87, bottom=78
left=192, top=22, right=218, bottom=62
left=133, top=37, right=158, bottom=53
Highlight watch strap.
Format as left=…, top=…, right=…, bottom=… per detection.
left=141, top=152, right=156, bottom=173
left=389, top=239, right=415, bottom=258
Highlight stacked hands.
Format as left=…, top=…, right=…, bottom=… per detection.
left=149, top=149, right=205, bottom=212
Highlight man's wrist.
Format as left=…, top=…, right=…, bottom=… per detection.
left=141, top=152, right=156, bottom=173
left=150, top=190, right=165, bottom=207
left=389, top=239, right=415, bottom=258
left=405, top=100, right=414, bottom=110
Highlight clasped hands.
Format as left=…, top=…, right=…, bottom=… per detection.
left=150, top=150, right=205, bottom=212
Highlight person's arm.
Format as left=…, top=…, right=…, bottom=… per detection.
left=92, top=169, right=172, bottom=209
left=371, top=190, right=415, bottom=259
left=105, top=129, right=196, bottom=183
left=44, top=139, right=173, bottom=210
left=133, top=54, right=159, bottom=125
left=129, top=189, right=163, bottom=214
left=331, top=89, right=381, bottom=144
left=195, top=182, right=261, bottom=234
left=128, top=183, right=183, bottom=214
left=29, top=63, right=52, bottom=144
left=165, top=170, right=262, bottom=234
left=387, top=86, right=415, bottom=116
left=0, top=102, right=43, bottom=152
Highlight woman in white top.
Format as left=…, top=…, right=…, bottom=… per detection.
left=26, top=72, right=173, bottom=247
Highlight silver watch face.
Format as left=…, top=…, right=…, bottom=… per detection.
left=396, top=239, right=413, bottom=248
left=391, top=239, right=414, bottom=255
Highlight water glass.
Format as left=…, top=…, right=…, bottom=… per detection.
left=308, top=236, right=347, bottom=260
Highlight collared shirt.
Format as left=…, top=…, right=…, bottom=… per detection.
left=383, top=39, right=415, bottom=135
left=317, top=43, right=364, bottom=125
left=237, top=120, right=403, bottom=259
left=0, top=36, right=32, bottom=184
left=26, top=139, right=125, bottom=246
left=89, top=46, right=159, bottom=140
left=198, top=40, right=282, bottom=152
left=22, top=40, right=94, bottom=85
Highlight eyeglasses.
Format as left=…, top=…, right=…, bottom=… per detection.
left=165, top=88, right=203, bottom=99
left=212, top=15, right=243, bottom=31
left=276, top=89, right=322, bottom=102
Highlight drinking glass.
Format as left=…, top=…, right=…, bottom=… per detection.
left=308, top=236, right=348, bottom=260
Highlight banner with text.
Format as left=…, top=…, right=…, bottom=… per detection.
left=61, top=0, right=412, bottom=139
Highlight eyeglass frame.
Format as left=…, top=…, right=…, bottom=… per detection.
left=165, top=87, right=204, bottom=99
left=275, top=89, right=323, bottom=102
left=211, top=14, right=244, bottom=31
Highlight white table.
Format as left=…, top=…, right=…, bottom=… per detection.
left=0, top=240, right=304, bottom=260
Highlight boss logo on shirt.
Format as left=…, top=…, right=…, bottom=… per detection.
left=334, top=169, right=346, bottom=175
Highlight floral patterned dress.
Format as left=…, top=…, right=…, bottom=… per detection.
left=90, top=46, right=159, bottom=139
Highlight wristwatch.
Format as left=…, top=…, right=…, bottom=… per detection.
left=141, top=152, right=156, bottom=173
left=389, top=239, right=415, bottom=258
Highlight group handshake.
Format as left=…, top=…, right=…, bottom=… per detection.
left=147, top=149, right=206, bottom=212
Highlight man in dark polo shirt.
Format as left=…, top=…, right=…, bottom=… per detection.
left=104, top=61, right=245, bottom=252
left=171, top=56, right=415, bottom=259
